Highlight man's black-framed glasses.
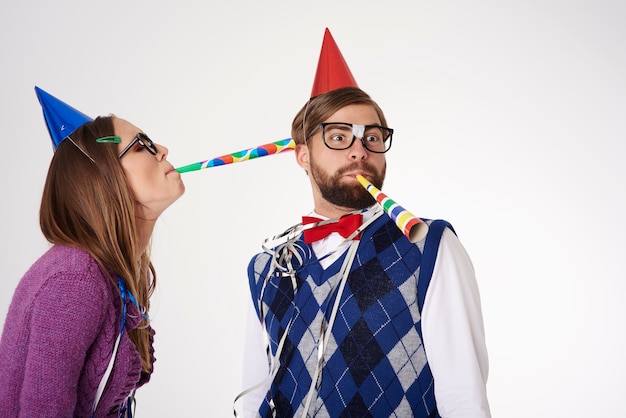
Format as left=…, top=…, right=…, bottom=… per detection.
left=117, top=132, right=158, bottom=159
left=308, top=122, right=393, bottom=154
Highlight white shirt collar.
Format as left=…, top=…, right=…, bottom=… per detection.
left=307, top=205, right=378, bottom=268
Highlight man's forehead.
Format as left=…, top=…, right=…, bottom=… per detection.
left=324, top=104, right=380, bottom=124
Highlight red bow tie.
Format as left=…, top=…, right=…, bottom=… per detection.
left=302, top=213, right=363, bottom=244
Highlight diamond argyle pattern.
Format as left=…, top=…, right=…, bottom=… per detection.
left=248, top=217, right=449, bottom=417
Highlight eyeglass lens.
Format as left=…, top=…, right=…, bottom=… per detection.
left=136, top=133, right=158, bottom=155
left=322, top=123, right=392, bottom=153
left=118, top=132, right=158, bottom=159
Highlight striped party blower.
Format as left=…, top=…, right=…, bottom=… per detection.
left=355, top=174, right=428, bottom=243
left=175, top=138, right=295, bottom=173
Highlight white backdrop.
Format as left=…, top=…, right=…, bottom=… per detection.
left=1, top=1, right=625, bottom=416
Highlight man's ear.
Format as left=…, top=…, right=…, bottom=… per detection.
left=295, top=143, right=310, bottom=174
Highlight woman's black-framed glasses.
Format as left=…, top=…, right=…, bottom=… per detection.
left=307, top=122, right=393, bottom=154
left=117, top=132, right=158, bottom=159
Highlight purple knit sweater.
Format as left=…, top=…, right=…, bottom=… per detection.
left=0, top=245, right=154, bottom=417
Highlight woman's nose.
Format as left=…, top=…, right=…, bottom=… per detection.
left=156, top=143, right=169, bottom=159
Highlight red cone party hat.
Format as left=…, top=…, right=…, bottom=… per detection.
left=310, top=28, right=358, bottom=98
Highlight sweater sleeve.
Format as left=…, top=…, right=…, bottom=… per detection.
left=18, top=272, right=109, bottom=417
left=421, top=228, right=491, bottom=417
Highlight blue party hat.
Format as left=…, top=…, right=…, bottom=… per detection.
left=35, top=86, right=93, bottom=150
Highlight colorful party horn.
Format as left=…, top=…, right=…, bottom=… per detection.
left=175, top=138, right=295, bottom=173
left=355, top=175, right=428, bottom=243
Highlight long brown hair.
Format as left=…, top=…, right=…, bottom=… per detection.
left=291, top=86, right=389, bottom=146
left=40, top=115, right=155, bottom=373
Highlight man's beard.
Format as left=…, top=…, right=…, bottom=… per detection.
left=309, top=159, right=386, bottom=210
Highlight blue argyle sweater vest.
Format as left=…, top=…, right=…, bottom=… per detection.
left=248, top=215, right=452, bottom=417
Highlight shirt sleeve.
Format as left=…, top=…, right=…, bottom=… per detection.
left=237, top=298, right=271, bottom=417
left=421, top=228, right=492, bottom=417
left=18, top=273, right=108, bottom=417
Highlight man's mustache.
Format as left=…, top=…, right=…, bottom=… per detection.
left=335, top=162, right=378, bottom=177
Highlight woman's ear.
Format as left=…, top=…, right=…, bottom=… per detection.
left=295, top=143, right=310, bottom=174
